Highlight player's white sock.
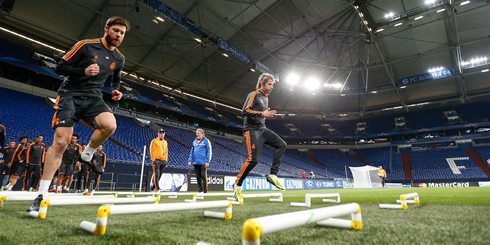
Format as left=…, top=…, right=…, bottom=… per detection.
left=81, top=145, right=97, bottom=161
left=38, top=180, right=51, bottom=198
left=57, top=185, right=62, bottom=191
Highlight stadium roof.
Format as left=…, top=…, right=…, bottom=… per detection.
left=1, top=0, right=489, bottom=117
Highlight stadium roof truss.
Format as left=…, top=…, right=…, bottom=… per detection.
left=0, top=0, right=489, bottom=117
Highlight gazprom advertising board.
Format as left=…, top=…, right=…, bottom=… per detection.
left=224, top=176, right=342, bottom=191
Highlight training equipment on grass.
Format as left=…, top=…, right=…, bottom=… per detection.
left=184, top=192, right=283, bottom=205
left=92, top=190, right=206, bottom=199
left=290, top=193, right=341, bottom=207
left=242, top=203, right=362, bottom=244
left=80, top=200, right=233, bottom=235
left=0, top=193, right=114, bottom=211
left=28, top=196, right=160, bottom=219
left=379, top=192, right=420, bottom=210
left=1, top=191, right=82, bottom=196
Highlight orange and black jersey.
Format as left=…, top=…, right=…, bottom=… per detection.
left=61, top=143, right=82, bottom=164
left=11, top=143, right=27, bottom=163
left=242, top=89, right=269, bottom=130
left=0, top=124, right=5, bottom=150
left=92, top=150, right=106, bottom=169
left=56, top=38, right=125, bottom=97
left=1, top=146, right=15, bottom=165
left=26, top=142, right=46, bottom=164
left=18, top=146, right=28, bottom=163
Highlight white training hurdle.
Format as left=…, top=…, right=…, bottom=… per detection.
left=290, top=193, right=341, bottom=207
left=0, top=193, right=111, bottom=211
left=184, top=193, right=232, bottom=203
left=28, top=196, right=160, bottom=219
left=91, top=191, right=202, bottom=199
left=184, top=192, right=283, bottom=205
left=242, top=203, right=362, bottom=244
left=80, top=200, right=233, bottom=235
left=379, top=192, right=420, bottom=210
left=0, top=191, right=82, bottom=196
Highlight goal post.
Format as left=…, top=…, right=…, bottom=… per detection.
left=349, top=166, right=382, bottom=188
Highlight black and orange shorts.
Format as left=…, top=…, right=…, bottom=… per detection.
left=52, top=95, right=111, bottom=129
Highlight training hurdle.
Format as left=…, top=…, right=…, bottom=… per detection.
left=80, top=200, right=233, bottom=235
left=184, top=192, right=233, bottom=203
left=161, top=192, right=200, bottom=199
left=0, top=191, right=82, bottom=196
left=28, top=196, right=160, bottom=219
left=91, top=191, right=142, bottom=198
left=242, top=203, right=362, bottom=244
left=290, top=193, right=341, bottom=207
left=0, top=194, right=114, bottom=211
left=379, top=192, right=420, bottom=210
left=91, top=191, right=201, bottom=199
left=184, top=192, right=283, bottom=205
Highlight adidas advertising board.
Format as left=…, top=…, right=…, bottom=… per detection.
left=187, top=175, right=225, bottom=191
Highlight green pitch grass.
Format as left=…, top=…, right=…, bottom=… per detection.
left=1, top=187, right=489, bottom=244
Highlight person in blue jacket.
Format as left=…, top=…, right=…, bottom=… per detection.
left=187, top=128, right=212, bottom=193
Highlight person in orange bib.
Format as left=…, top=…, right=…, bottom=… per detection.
left=377, top=166, right=387, bottom=188
left=149, top=129, right=168, bottom=192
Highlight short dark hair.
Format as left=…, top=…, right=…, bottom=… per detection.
left=9, top=139, right=15, bottom=143
left=106, top=16, right=130, bottom=31
left=19, top=136, right=27, bottom=141
left=72, top=133, right=79, bottom=139
left=37, top=134, right=43, bottom=138
left=82, top=142, right=87, bottom=146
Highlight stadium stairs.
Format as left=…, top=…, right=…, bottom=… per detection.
left=307, top=155, right=326, bottom=167
left=464, top=148, right=490, bottom=177
left=402, top=153, right=413, bottom=179
left=351, top=155, right=369, bottom=165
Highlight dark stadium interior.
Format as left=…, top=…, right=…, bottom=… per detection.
left=1, top=0, right=490, bottom=190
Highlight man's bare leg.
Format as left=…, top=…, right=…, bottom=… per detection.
left=39, top=127, right=73, bottom=195
left=80, top=112, right=116, bottom=161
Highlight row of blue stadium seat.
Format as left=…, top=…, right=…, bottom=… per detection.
left=2, top=87, right=488, bottom=181
left=266, top=102, right=490, bottom=136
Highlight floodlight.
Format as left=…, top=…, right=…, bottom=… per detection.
left=305, top=78, right=320, bottom=91
left=286, top=73, right=300, bottom=86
